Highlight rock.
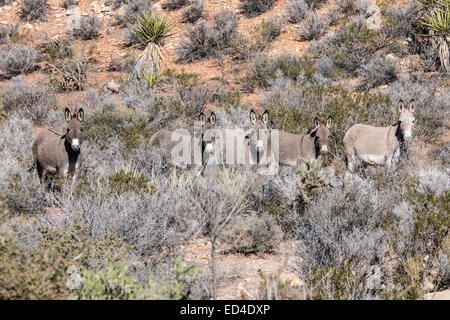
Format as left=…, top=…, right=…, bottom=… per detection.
left=66, top=5, right=81, bottom=16
left=116, top=6, right=126, bottom=18
left=55, top=13, right=63, bottom=18
left=23, top=23, right=34, bottom=30
left=97, top=14, right=104, bottom=18
left=66, top=12, right=82, bottom=31
left=107, top=80, right=120, bottom=94
left=367, top=7, right=382, bottom=30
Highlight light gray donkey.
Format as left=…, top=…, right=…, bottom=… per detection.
left=343, top=100, right=415, bottom=172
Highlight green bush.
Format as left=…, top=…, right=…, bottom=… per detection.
left=245, top=53, right=317, bottom=90
left=77, top=258, right=204, bottom=300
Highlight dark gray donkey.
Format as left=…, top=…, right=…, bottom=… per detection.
left=30, top=107, right=84, bottom=186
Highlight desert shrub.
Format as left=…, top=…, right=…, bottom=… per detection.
left=0, top=0, right=12, bottom=6
left=245, top=53, right=318, bottom=90
left=220, top=212, right=283, bottom=254
left=285, top=0, right=310, bottom=23
left=109, top=0, right=153, bottom=25
left=213, top=10, right=239, bottom=50
left=334, top=0, right=358, bottom=14
left=62, top=0, right=78, bottom=8
left=381, top=5, right=420, bottom=41
left=257, top=268, right=304, bottom=299
left=304, top=0, right=327, bottom=10
left=176, top=82, right=226, bottom=115
left=108, top=168, right=153, bottom=194
left=0, top=44, right=40, bottom=78
left=358, top=54, right=398, bottom=90
left=20, top=0, right=49, bottom=22
left=229, top=32, right=268, bottom=62
left=308, top=23, right=382, bottom=75
left=316, top=56, right=337, bottom=78
left=0, top=211, right=71, bottom=299
left=260, top=15, right=283, bottom=42
left=297, top=12, right=330, bottom=41
left=294, top=178, right=395, bottom=299
left=108, top=53, right=137, bottom=73
left=77, top=258, right=203, bottom=300
left=73, top=15, right=102, bottom=40
left=48, top=58, right=89, bottom=91
left=0, top=23, right=19, bottom=44
left=182, top=0, right=204, bottom=23
left=162, top=0, right=188, bottom=11
left=0, top=79, right=56, bottom=124
left=176, top=12, right=239, bottom=63
left=83, top=106, right=149, bottom=149
left=37, top=37, right=73, bottom=63
left=239, top=0, right=274, bottom=17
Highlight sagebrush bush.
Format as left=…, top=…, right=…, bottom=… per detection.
left=48, top=58, right=89, bottom=91
left=260, top=15, right=283, bottom=42
left=73, top=15, right=102, bottom=40
left=220, top=212, right=283, bottom=254
left=20, top=0, right=49, bottom=22
left=0, top=44, right=40, bottom=78
left=176, top=11, right=239, bottom=63
left=162, top=0, right=188, bottom=11
left=297, top=12, right=330, bottom=41
left=381, top=5, right=419, bottom=41
left=182, top=0, right=204, bottom=23
left=245, top=53, right=318, bottom=90
left=358, top=54, right=398, bottom=90
left=0, top=23, right=19, bottom=44
left=239, top=0, right=274, bottom=17
left=108, top=53, right=137, bottom=73
left=37, top=37, right=73, bottom=63
left=62, top=0, right=78, bottom=8
left=0, top=79, right=55, bottom=124
left=285, top=0, right=310, bottom=23
left=294, top=178, right=395, bottom=299
left=109, top=0, right=153, bottom=25
left=308, top=23, right=382, bottom=75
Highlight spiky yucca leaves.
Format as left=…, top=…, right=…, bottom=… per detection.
left=419, top=0, right=450, bottom=72
left=128, top=12, right=174, bottom=76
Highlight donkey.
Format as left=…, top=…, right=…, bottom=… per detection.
left=278, top=117, right=332, bottom=167
left=149, top=111, right=218, bottom=173
left=30, top=108, right=84, bottom=187
left=343, top=100, right=415, bottom=172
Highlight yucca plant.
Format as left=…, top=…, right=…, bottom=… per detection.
left=419, top=0, right=450, bottom=72
left=140, top=70, right=162, bottom=88
left=127, top=12, right=174, bottom=76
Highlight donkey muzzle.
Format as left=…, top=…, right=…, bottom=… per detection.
left=321, top=145, right=328, bottom=154
left=71, top=139, right=80, bottom=151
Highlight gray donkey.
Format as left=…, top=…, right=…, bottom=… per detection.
left=343, top=100, right=415, bottom=172
left=30, top=108, right=84, bottom=186
left=278, top=117, right=332, bottom=167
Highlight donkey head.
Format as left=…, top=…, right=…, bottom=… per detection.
left=247, top=109, right=269, bottom=157
left=199, top=111, right=217, bottom=162
left=65, top=107, right=84, bottom=152
left=398, top=100, right=415, bottom=142
left=312, top=117, right=332, bottom=155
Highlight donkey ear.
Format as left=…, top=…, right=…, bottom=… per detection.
left=249, top=109, right=257, bottom=125
left=314, top=117, right=320, bottom=130
left=77, top=108, right=84, bottom=122
left=398, top=100, right=404, bottom=112
left=199, top=112, right=206, bottom=125
left=409, top=100, right=415, bottom=113
left=262, top=110, right=269, bottom=124
left=65, top=108, right=72, bottom=122
left=209, top=112, right=216, bottom=125
left=326, top=117, right=332, bottom=128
